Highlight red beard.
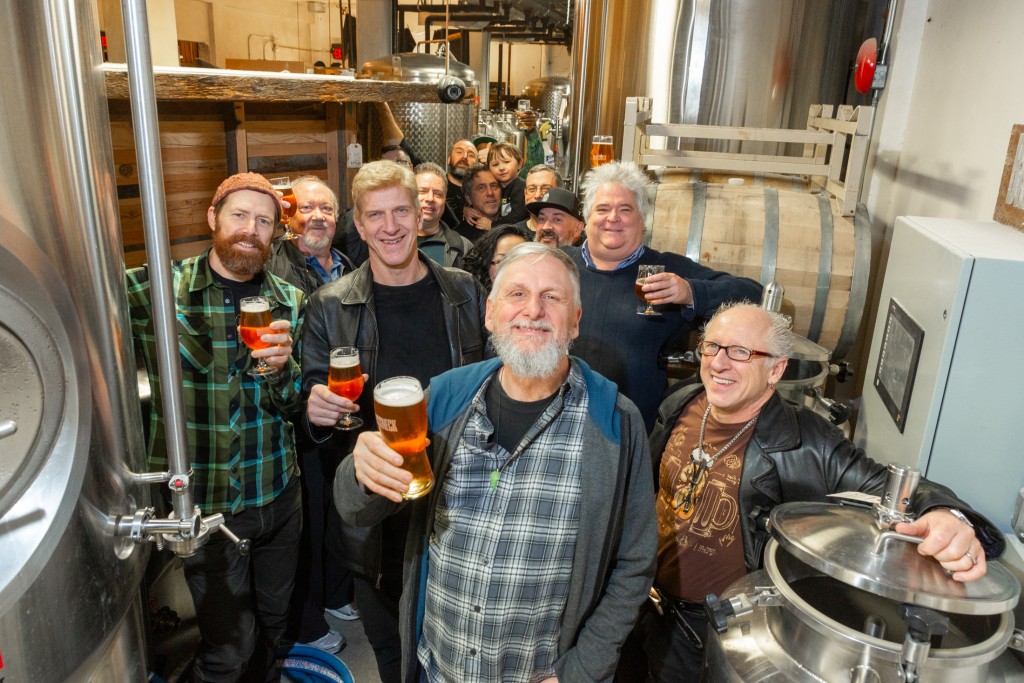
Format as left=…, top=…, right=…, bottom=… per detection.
left=212, top=228, right=271, bottom=278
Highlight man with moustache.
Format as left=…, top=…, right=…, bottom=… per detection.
left=301, top=161, right=486, bottom=683
left=445, top=138, right=478, bottom=224
left=336, top=243, right=656, bottom=683
left=264, top=175, right=358, bottom=655
left=126, top=172, right=304, bottom=682
left=414, top=162, right=473, bottom=268
left=528, top=187, right=584, bottom=248
left=498, top=164, right=562, bottom=236
left=454, top=164, right=503, bottom=243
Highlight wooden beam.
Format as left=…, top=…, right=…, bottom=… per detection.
left=102, top=64, right=455, bottom=104
left=645, top=123, right=833, bottom=145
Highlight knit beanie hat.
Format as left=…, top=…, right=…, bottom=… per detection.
left=210, top=172, right=282, bottom=222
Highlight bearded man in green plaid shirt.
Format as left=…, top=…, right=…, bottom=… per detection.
left=126, top=173, right=305, bottom=683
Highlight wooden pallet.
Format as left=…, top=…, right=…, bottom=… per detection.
left=623, top=97, right=873, bottom=216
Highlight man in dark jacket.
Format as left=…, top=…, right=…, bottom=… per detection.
left=632, top=302, right=1004, bottom=682
left=264, top=175, right=357, bottom=654
left=414, top=162, right=473, bottom=269
left=337, top=243, right=655, bottom=683
left=301, top=160, right=487, bottom=683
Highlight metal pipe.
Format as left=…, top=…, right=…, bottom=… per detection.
left=120, top=0, right=194, bottom=521
left=567, top=0, right=594, bottom=190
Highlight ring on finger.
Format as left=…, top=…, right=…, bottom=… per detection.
left=964, top=550, right=978, bottom=566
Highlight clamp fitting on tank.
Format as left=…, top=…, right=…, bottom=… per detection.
left=705, top=587, right=781, bottom=633
left=897, top=604, right=949, bottom=682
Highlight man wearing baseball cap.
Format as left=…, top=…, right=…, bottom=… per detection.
left=126, top=172, right=306, bottom=681
left=528, top=186, right=585, bottom=248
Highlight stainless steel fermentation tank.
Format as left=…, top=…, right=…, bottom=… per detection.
left=362, top=52, right=478, bottom=167
left=0, top=1, right=150, bottom=681
left=568, top=0, right=858, bottom=185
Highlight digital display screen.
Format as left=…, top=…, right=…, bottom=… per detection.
left=873, top=299, right=924, bottom=433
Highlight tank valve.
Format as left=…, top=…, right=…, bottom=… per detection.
left=761, top=281, right=785, bottom=313
left=704, top=589, right=778, bottom=633
left=437, top=75, right=466, bottom=104
left=897, top=604, right=948, bottom=682
left=874, top=463, right=920, bottom=529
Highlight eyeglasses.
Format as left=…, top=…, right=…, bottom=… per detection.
left=298, top=203, right=335, bottom=216
left=695, top=341, right=776, bottom=362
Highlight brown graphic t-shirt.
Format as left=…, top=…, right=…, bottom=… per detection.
left=655, top=394, right=755, bottom=602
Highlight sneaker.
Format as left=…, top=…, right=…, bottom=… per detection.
left=300, top=629, right=345, bottom=654
left=325, top=603, right=360, bottom=621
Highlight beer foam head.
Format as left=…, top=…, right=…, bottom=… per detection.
left=330, top=353, right=360, bottom=369
left=240, top=299, right=270, bottom=313
left=374, top=377, right=423, bottom=406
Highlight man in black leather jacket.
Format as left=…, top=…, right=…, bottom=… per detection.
left=300, top=160, right=487, bottom=683
left=629, top=302, right=1004, bottom=683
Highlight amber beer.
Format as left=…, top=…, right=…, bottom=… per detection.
left=239, top=296, right=277, bottom=376
left=634, top=278, right=647, bottom=302
left=329, top=346, right=364, bottom=430
left=374, top=376, right=433, bottom=499
left=280, top=187, right=298, bottom=221
left=239, top=298, right=273, bottom=350
left=590, top=135, right=614, bottom=168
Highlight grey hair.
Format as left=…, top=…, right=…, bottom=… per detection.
left=700, top=301, right=793, bottom=363
left=580, top=161, right=652, bottom=224
left=291, top=175, right=339, bottom=213
left=414, top=161, right=447, bottom=183
left=488, top=242, right=581, bottom=310
left=526, top=164, right=561, bottom=186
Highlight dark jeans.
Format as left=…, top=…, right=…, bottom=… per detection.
left=354, top=573, right=403, bottom=683
left=183, top=479, right=302, bottom=683
left=627, top=598, right=708, bottom=682
left=288, top=444, right=353, bottom=642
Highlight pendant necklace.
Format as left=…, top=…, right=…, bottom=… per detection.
left=673, top=403, right=757, bottom=512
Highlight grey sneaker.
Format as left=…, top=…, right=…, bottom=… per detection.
left=301, top=629, right=345, bottom=654
left=325, top=603, right=360, bottom=621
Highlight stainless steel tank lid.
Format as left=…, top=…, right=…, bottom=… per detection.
left=360, top=52, right=476, bottom=86
left=770, top=501, right=1020, bottom=615
left=788, top=333, right=831, bottom=362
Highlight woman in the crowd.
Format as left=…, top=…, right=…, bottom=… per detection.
left=460, top=224, right=532, bottom=292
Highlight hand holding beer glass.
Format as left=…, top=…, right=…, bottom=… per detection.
left=239, top=296, right=278, bottom=376
left=636, top=264, right=665, bottom=317
left=374, top=376, right=433, bottom=500
left=269, top=176, right=299, bottom=240
left=590, top=135, right=614, bottom=168
left=328, top=347, right=364, bottom=430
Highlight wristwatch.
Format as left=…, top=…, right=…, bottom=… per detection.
left=946, top=508, right=974, bottom=529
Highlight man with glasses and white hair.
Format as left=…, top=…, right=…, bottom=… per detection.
left=337, top=242, right=656, bottom=683
left=630, top=301, right=1004, bottom=682
left=567, top=161, right=762, bottom=432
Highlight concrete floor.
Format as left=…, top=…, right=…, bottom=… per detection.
left=323, top=608, right=382, bottom=683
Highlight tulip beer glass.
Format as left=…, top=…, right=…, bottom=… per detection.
left=269, top=176, right=299, bottom=240
left=374, top=376, right=433, bottom=500
left=590, top=135, right=614, bottom=168
left=636, top=264, right=665, bottom=317
left=329, top=346, right=364, bottom=430
left=239, top=296, right=277, bottom=376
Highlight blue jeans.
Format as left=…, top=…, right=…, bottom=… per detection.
left=183, top=479, right=302, bottom=683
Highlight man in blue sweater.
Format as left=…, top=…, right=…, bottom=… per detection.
left=564, top=161, right=763, bottom=430
left=336, top=243, right=656, bottom=682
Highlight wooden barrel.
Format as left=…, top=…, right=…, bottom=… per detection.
left=650, top=182, right=871, bottom=359
left=659, top=169, right=814, bottom=192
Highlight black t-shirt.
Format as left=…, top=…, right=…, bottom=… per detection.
left=372, top=270, right=450, bottom=408
left=210, top=268, right=263, bottom=317
left=485, top=373, right=557, bottom=454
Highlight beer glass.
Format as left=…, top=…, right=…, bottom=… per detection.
left=328, top=346, right=364, bottom=430
left=239, top=296, right=277, bottom=376
left=590, top=135, right=614, bottom=168
left=269, top=176, right=299, bottom=240
left=636, top=264, right=665, bottom=317
left=373, top=376, right=433, bottom=500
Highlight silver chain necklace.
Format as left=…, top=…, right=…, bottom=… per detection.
left=673, top=403, right=758, bottom=512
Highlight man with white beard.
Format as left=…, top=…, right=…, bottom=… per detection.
left=266, top=175, right=354, bottom=297
left=335, top=242, right=656, bottom=683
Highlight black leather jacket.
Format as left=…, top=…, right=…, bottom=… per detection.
left=649, top=384, right=1005, bottom=572
left=299, top=254, right=487, bottom=579
left=264, top=238, right=354, bottom=298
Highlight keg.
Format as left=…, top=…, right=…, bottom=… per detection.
left=651, top=182, right=871, bottom=359
left=706, top=501, right=1022, bottom=682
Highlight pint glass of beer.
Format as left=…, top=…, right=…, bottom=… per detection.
left=239, top=296, right=277, bottom=376
left=373, top=376, right=433, bottom=500
left=636, top=264, right=665, bottom=317
left=269, top=176, right=299, bottom=240
left=329, top=346, right=364, bottom=430
left=590, top=135, right=614, bottom=168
